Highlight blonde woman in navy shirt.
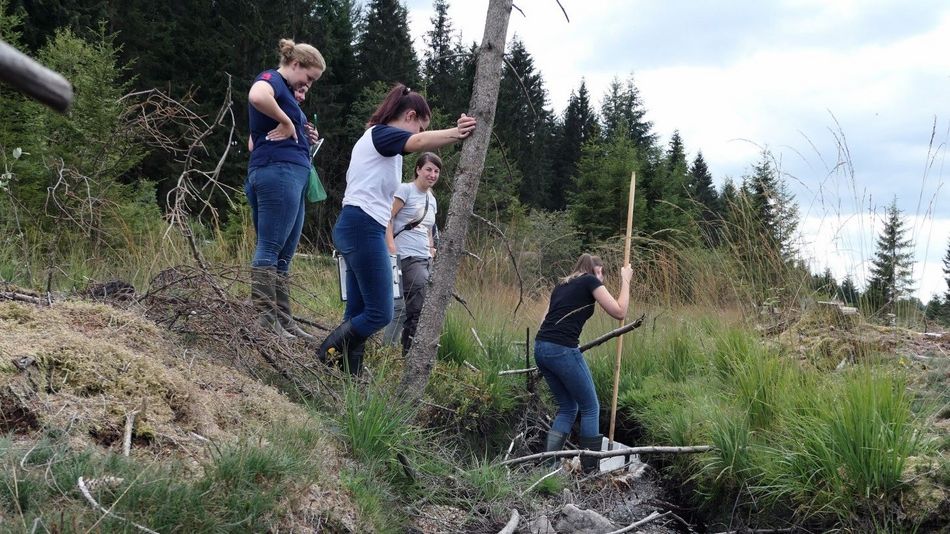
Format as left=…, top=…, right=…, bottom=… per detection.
left=246, top=39, right=324, bottom=339
left=318, top=84, right=475, bottom=375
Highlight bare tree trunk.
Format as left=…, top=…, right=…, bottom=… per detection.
left=400, top=0, right=513, bottom=395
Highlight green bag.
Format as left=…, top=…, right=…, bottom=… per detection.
left=306, top=165, right=327, bottom=203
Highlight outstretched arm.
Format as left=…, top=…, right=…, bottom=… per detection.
left=404, top=113, right=476, bottom=153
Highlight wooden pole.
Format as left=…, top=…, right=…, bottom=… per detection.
left=608, top=172, right=636, bottom=446
left=0, top=40, right=73, bottom=113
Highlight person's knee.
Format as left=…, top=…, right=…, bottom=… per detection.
left=363, top=305, right=394, bottom=331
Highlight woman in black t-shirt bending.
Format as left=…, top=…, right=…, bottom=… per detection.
left=534, top=253, right=632, bottom=472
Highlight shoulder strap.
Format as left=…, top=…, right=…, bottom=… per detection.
left=393, top=191, right=429, bottom=238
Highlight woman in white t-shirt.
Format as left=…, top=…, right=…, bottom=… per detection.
left=385, top=152, right=442, bottom=355
left=318, top=84, right=475, bottom=375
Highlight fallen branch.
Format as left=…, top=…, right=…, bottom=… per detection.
left=578, top=314, right=645, bottom=352
left=498, top=367, right=537, bottom=376
left=122, top=410, right=138, bottom=457
left=77, top=477, right=159, bottom=534
left=0, top=291, right=46, bottom=306
left=520, top=467, right=561, bottom=497
left=710, top=529, right=794, bottom=534
left=500, top=445, right=715, bottom=466
left=606, top=511, right=668, bottom=534
left=497, top=509, right=520, bottom=534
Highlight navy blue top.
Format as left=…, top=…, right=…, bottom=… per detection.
left=248, top=69, right=309, bottom=170
left=371, top=125, right=412, bottom=156
left=536, top=274, right=604, bottom=347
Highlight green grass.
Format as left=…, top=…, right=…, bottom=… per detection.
left=0, top=420, right=345, bottom=532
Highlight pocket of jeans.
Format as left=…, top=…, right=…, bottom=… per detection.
left=536, top=342, right=572, bottom=360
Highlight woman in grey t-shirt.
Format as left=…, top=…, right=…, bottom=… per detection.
left=386, top=153, right=442, bottom=355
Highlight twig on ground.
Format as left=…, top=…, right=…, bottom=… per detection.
left=505, top=431, right=525, bottom=461
left=520, top=467, right=561, bottom=497
left=0, top=291, right=45, bottom=305
left=77, top=477, right=159, bottom=534
left=498, top=367, right=537, bottom=376
left=500, top=445, right=715, bottom=466
left=605, top=511, right=668, bottom=534
left=122, top=410, right=138, bottom=456
left=497, top=509, right=520, bottom=534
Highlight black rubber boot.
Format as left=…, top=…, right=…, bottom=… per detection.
left=275, top=272, right=316, bottom=341
left=317, top=320, right=367, bottom=375
left=251, top=267, right=293, bottom=339
left=544, top=430, right=568, bottom=468
left=579, top=434, right=603, bottom=474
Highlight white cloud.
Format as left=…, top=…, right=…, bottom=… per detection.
left=403, top=0, right=950, bottom=294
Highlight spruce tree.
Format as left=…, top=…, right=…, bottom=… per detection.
left=422, top=0, right=464, bottom=112
left=494, top=38, right=555, bottom=209
left=687, top=151, right=720, bottom=246
left=356, top=0, right=419, bottom=87
left=549, top=80, right=599, bottom=211
left=569, top=135, right=645, bottom=243
left=839, top=274, right=859, bottom=305
left=645, top=131, right=693, bottom=240
left=600, top=75, right=655, bottom=151
left=942, top=237, right=950, bottom=303
left=866, top=199, right=915, bottom=313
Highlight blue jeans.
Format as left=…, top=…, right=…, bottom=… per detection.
left=333, top=206, right=393, bottom=337
left=534, top=339, right=600, bottom=437
left=245, top=162, right=308, bottom=273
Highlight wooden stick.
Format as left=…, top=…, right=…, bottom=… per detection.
left=0, top=40, right=73, bottom=113
left=579, top=314, right=644, bottom=353
left=606, top=511, right=668, bottom=534
left=122, top=411, right=138, bottom=457
left=500, top=444, right=714, bottom=466
left=609, top=172, right=636, bottom=446
left=497, top=509, right=520, bottom=534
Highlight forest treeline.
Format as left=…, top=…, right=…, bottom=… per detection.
left=2, top=0, right=948, bottom=323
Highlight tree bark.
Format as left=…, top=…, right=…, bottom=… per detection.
left=400, top=0, right=513, bottom=395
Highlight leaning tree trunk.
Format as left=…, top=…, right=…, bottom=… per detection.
left=400, top=0, right=513, bottom=395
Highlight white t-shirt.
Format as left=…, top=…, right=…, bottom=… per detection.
left=342, top=125, right=413, bottom=227
left=393, top=182, right=437, bottom=258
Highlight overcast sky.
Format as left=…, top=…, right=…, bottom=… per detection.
left=403, top=0, right=950, bottom=301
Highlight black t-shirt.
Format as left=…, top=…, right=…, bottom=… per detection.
left=536, top=274, right=604, bottom=347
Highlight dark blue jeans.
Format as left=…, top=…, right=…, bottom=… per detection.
left=245, top=161, right=308, bottom=273
left=534, top=339, right=600, bottom=437
left=333, top=206, right=393, bottom=337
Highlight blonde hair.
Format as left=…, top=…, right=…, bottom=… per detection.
left=278, top=38, right=326, bottom=71
left=560, top=253, right=603, bottom=284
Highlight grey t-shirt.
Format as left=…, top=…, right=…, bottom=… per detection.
left=393, top=182, right=437, bottom=258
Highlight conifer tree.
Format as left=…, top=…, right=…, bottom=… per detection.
left=865, top=199, right=915, bottom=313
left=687, top=151, right=720, bottom=245
left=494, top=38, right=555, bottom=209
left=422, top=0, right=464, bottom=112
left=549, top=80, right=599, bottom=210
left=942, top=237, right=950, bottom=303
left=569, top=135, right=645, bottom=243
left=356, top=0, right=419, bottom=87
left=839, top=274, right=859, bottom=305
left=600, top=75, right=655, bottom=151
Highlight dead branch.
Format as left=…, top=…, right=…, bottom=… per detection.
left=500, top=445, right=715, bottom=466
left=122, top=410, right=138, bottom=457
left=554, top=0, right=570, bottom=22
left=606, top=511, right=668, bottom=534
left=497, top=509, right=520, bottom=534
left=520, top=467, right=560, bottom=496
left=77, top=477, right=158, bottom=534
left=0, top=291, right=46, bottom=306
left=578, top=315, right=645, bottom=352
left=498, top=367, right=536, bottom=376
left=471, top=212, right=524, bottom=315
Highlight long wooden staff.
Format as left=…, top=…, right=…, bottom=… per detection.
left=608, top=171, right=636, bottom=447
